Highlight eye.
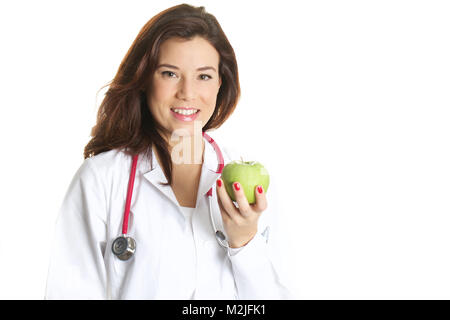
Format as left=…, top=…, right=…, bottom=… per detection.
left=161, top=71, right=177, bottom=78
left=200, top=74, right=212, bottom=80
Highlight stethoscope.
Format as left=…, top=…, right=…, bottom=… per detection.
left=112, top=131, right=229, bottom=261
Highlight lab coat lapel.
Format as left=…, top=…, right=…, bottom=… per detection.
left=195, top=138, right=222, bottom=207
left=142, top=137, right=222, bottom=209
left=142, top=149, right=179, bottom=208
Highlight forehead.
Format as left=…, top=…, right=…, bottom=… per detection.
left=158, top=36, right=220, bottom=67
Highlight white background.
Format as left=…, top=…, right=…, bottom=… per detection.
left=0, top=0, right=449, bottom=299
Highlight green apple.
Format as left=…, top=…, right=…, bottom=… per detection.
left=221, top=160, right=270, bottom=204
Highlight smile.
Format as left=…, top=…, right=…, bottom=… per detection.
left=170, top=108, right=200, bottom=122
left=171, top=108, right=199, bottom=115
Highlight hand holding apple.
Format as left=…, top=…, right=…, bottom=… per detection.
left=221, top=160, right=270, bottom=204
left=215, top=159, right=270, bottom=248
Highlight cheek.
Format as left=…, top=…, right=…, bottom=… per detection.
left=200, top=91, right=219, bottom=121
left=203, top=85, right=220, bottom=104
left=151, top=81, right=173, bottom=104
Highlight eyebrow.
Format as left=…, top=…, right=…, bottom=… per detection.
left=156, top=63, right=217, bottom=73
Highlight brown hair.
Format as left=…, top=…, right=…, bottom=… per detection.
left=83, top=3, right=240, bottom=186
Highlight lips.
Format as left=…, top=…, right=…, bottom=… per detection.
left=171, top=107, right=199, bottom=110
left=170, top=108, right=200, bottom=122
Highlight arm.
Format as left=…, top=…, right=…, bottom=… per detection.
left=217, top=174, right=296, bottom=299
left=45, top=158, right=108, bottom=299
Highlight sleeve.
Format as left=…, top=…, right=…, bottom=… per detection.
left=226, top=172, right=297, bottom=300
left=45, top=158, right=108, bottom=299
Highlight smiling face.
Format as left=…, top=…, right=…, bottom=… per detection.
left=146, top=36, right=222, bottom=144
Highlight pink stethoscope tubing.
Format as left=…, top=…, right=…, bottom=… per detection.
left=121, top=131, right=225, bottom=236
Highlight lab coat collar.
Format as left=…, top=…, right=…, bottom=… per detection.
left=142, top=135, right=222, bottom=208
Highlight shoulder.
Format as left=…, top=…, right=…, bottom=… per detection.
left=75, top=148, right=132, bottom=187
left=85, top=148, right=127, bottom=169
left=205, top=132, right=244, bottom=164
left=207, top=132, right=272, bottom=173
left=84, top=148, right=131, bottom=174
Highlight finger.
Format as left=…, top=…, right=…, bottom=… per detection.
left=216, top=191, right=231, bottom=223
left=231, top=182, right=252, bottom=218
left=251, top=185, right=268, bottom=214
left=216, top=178, right=241, bottom=221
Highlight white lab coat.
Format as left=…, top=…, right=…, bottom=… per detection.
left=45, top=134, right=294, bottom=299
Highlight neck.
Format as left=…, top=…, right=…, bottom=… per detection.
left=167, top=134, right=205, bottom=166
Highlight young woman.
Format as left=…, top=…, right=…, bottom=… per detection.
left=45, top=3, right=293, bottom=300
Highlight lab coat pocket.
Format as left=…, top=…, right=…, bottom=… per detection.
left=108, top=209, right=138, bottom=294
left=200, top=239, right=238, bottom=299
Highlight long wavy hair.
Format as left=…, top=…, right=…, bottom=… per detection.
left=84, top=3, right=240, bottom=186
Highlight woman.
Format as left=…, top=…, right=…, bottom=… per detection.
left=45, top=3, right=293, bottom=299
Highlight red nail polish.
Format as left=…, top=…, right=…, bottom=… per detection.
left=257, top=186, right=263, bottom=194
left=233, top=182, right=240, bottom=191
left=217, top=179, right=222, bottom=187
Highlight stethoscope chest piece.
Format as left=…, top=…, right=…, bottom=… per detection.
left=215, top=230, right=229, bottom=249
left=112, top=134, right=227, bottom=261
left=112, top=235, right=136, bottom=261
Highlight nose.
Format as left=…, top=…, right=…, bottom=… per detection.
left=176, top=77, right=196, bottom=101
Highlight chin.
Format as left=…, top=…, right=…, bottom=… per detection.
left=170, top=126, right=195, bottom=138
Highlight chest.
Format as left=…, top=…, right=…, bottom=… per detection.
left=106, top=171, right=235, bottom=299
left=171, top=164, right=203, bottom=208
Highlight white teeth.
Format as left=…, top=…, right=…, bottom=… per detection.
left=172, top=108, right=199, bottom=116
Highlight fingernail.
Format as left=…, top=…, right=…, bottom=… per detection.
left=233, top=182, right=240, bottom=191
left=257, top=186, right=263, bottom=194
left=217, top=179, right=222, bottom=187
